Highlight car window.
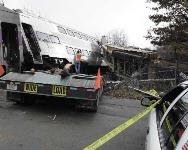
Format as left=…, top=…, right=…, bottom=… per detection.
left=82, top=50, right=89, bottom=56
left=66, top=46, right=75, bottom=55
left=158, top=86, right=185, bottom=121
left=67, top=29, right=75, bottom=37
left=162, top=86, right=185, bottom=103
left=88, top=51, right=91, bottom=55
left=181, top=92, right=188, bottom=104
left=57, top=26, right=67, bottom=34
left=49, top=35, right=60, bottom=44
left=82, top=34, right=88, bottom=41
left=160, top=91, right=188, bottom=150
left=74, top=32, right=82, bottom=39
left=36, top=31, right=50, bottom=42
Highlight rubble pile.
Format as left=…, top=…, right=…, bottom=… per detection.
left=104, top=83, right=143, bottom=100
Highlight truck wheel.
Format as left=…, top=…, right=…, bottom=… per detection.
left=7, top=92, right=24, bottom=105
left=15, top=98, right=28, bottom=105
left=18, top=94, right=35, bottom=106
left=91, top=92, right=100, bottom=112
left=100, top=87, right=103, bottom=95
left=22, top=96, right=35, bottom=105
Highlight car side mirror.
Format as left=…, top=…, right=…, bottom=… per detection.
left=141, top=97, right=153, bottom=107
left=43, top=39, right=48, bottom=42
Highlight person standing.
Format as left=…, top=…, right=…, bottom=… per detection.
left=74, top=50, right=81, bottom=74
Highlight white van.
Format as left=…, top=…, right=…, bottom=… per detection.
left=142, top=81, right=188, bottom=150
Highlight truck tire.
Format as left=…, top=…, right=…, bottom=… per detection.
left=7, top=92, right=23, bottom=104
left=91, top=91, right=100, bottom=112
left=12, top=93, right=35, bottom=105
left=22, top=94, right=36, bottom=105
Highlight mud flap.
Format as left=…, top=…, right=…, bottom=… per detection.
left=6, top=91, right=23, bottom=102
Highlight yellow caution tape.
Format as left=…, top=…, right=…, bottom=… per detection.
left=83, top=99, right=161, bottom=150
left=147, top=89, right=159, bottom=97
left=133, top=88, right=160, bottom=99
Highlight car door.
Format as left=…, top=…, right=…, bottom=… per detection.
left=157, top=86, right=188, bottom=150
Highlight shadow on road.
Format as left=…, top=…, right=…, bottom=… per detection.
left=0, top=96, right=98, bottom=118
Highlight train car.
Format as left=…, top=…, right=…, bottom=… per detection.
left=16, top=9, right=105, bottom=72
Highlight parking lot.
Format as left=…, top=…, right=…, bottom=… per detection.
left=0, top=95, right=148, bottom=150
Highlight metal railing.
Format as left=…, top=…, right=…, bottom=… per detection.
left=139, top=70, right=176, bottom=80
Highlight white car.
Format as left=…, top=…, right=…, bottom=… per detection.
left=142, top=81, right=188, bottom=150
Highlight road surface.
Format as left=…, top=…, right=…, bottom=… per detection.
left=0, top=94, right=148, bottom=150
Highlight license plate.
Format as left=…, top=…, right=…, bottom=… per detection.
left=7, top=82, right=17, bottom=91
left=52, top=85, right=66, bottom=96
left=24, top=83, right=38, bottom=93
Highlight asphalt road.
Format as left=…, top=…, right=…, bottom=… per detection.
left=0, top=94, right=148, bottom=150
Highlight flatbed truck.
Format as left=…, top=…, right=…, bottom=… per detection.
left=0, top=71, right=103, bottom=112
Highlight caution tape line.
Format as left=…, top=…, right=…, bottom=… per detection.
left=83, top=99, right=161, bottom=150
left=131, top=87, right=160, bottom=99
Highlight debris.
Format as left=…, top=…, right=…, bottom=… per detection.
left=104, top=85, right=143, bottom=100
left=53, top=115, right=56, bottom=120
left=47, top=115, right=56, bottom=120
left=104, top=80, right=122, bottom=92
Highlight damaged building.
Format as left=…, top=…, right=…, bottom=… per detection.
left=102, top=44, right=157, bottom=79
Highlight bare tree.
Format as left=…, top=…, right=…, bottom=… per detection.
left=105, top=29, right=128, bottom=47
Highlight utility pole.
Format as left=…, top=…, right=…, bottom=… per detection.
left=175, top=48, right=179, bottom=85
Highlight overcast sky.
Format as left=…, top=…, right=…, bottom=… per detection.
left=3, top=0, right=154, bottom=48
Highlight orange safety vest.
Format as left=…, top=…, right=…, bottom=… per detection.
left=75, top=53, right=81, bottom=62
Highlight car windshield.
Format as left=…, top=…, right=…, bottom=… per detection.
left=158, top=86, right=186, bottom=121
left=181, top=92, right=188, bottom=109
left=49, top=35, right=60, bottom=44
